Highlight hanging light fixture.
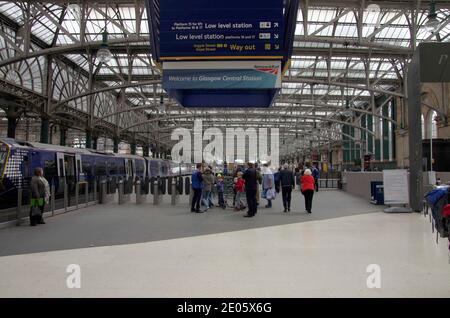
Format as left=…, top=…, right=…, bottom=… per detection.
left=97, top=7, right=112, bottom=63
left=97, top=30, right=112, bottom=63
left=424, top=1, right=440, bottom=33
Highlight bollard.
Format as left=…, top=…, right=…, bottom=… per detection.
left=51, top=184, right=55, bottom=216
left=189, top=183, right=194, bottom=207
left=171, top=180, right=179, bottom=206
left=16, top=188, right=23, bottom=226
left=118, top=179, right=125, bottom=205
left=153, top=181, right=160, bottom=205
left=94, top=180, right=98, bottom=202
left=64, top=182, right=68, bottom=212
left=135, top=180, right=143, bottom=204
left=75, top=182, right=79, bottom=209
left=85, top=182, right=89, bottom=207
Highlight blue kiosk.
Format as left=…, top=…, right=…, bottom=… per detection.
left=146, top=0, right=299, bottom=107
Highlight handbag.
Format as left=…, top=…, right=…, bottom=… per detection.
left=261, top=189, right=267, bottom=199
left=30, top=198, right=44, bottom=207
left=266, top=188, right=276, bottom=200
left=30, top=205, right=41, bottom=217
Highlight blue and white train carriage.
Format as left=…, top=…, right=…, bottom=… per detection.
left=0, top=138, right=191, bottom=209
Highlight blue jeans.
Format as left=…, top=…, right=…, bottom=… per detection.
left=201, top=191, right=212, bottom=210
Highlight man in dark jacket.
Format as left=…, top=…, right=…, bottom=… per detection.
left=191, top=163, right=203, bottom=213
left=279, top=163, right=295, bottom=212
left=312, top=164, right=320, bottom=192
left=243, top=162, right=258, bottom=217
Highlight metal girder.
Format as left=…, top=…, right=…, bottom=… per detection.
left=51, top=80, right=161, bottom=110
left=122, top=113, right=376, bottom=137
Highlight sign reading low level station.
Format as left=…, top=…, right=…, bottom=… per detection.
left=159, top=0, right=284, bottom=59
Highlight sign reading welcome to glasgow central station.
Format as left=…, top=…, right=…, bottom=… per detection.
left=147, top=0, right=295, bottom=107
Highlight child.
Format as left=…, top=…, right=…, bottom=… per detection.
left=216, top=174, right=226, bottom=209
left=234, top=172, right=245, bottom=211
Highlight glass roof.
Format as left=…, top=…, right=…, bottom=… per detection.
left=0, top=0, right=449, bottom=152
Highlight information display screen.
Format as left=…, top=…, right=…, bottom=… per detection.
left=159, top=0, right=284, bottom=59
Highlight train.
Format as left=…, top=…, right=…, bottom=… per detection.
left=0, top=138, right=193, bottom=209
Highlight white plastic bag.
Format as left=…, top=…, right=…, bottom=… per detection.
left=266, top=188, right=276, bottom=200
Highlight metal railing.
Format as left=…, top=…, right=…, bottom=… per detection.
left=1, top=174, right=193, bottom=228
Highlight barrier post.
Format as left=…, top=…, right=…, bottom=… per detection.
left=16, top=188, right=22, bottom=226
left=99, top=180, right=106, bottom=204
left=189, top=182, right=194, bottom=207
left=64, top=182, right=68, bottom=212
left=118, top=179, right=124, bottom=205
left=85, top=182, right=89, bottom=207
left=75, top=182, right=79, bottom=209
left=51, top=184, right=55, bottom=216
left=153, top=181, right=160, bottom=205
left=94, top=180, right=97, bottom=202
left=171, top=179, right=179, bottom=206
left=135, top=180, right=143, bottom=204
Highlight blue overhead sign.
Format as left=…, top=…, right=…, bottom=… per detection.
left=159, top=0, right=284, bottom=59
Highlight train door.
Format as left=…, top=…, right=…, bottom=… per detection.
left=56, top=153, right=65, bottom=179
left=75, top=154, right=82, bottom=182
left=124, top=158, right=134, bottom=181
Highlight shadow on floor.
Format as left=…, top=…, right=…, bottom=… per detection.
left=0, top=190, right=382, bottom=256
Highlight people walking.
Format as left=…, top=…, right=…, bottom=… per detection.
left=301, top=169, right=315, bottom=214
left=262, top=163, right=275, bottom=208
left=29, top=167, right=47, bottom=226
left=216, top=174, right=226, bottom=209
left=312, top=164, right=320, bottom=192
left=279, top=163, right=295, bottom=212
left=256, top=164, right=262, bottom=207
left=201, top=167, right=214, bottom=211
left=274, top=167, right=281, bottom=194
left=191, top=164, right=204, bottom=213
left=243, top=162, right=258, bottom=217
left=234, top=172, right=245, bottom=211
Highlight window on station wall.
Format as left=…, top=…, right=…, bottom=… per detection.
left=430, top=111, right=438, bottom=139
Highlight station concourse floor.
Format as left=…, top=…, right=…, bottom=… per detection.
left=0, top=189, right=449, bottom=298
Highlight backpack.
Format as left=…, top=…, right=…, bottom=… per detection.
left=425, top=187, right=450, bottom=238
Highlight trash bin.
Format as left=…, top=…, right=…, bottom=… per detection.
left=370, top=181, right=384, bottom=205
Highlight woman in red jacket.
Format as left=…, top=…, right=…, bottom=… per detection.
left=301, top=169, right=315, bottom=213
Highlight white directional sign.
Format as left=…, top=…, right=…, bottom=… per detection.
left=383, top=169, right=409, bottom=205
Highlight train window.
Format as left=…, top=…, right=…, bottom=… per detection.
left=136, top=161, right=144, bottom=175
left=95, top=162, right=106, bottom=175
left=22, top=156, right=30, bottom=177
left=64, top=156, right=75, bottom=177
left=58, top=158, right=64, bottom=176
left=0, top=143, right=8, bottom=177
left=82, top=161, right=92, bottom=175
left=109, top=161, right=117, bottom=175
left=44, top=160, right=57, bottom=177
left=118, top=162, right=125, bottom=175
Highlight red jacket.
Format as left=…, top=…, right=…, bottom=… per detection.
left=235, top=178, right=245, bottom=192
left=301, top=175, right=315, bottom=192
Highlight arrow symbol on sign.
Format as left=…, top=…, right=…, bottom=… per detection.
left=274, top=34, right=279, bottom=39
left=274, top=22, right=279, bottom=27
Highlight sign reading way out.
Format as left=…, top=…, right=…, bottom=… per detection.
left=159, top=0, right=284, bottom=59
